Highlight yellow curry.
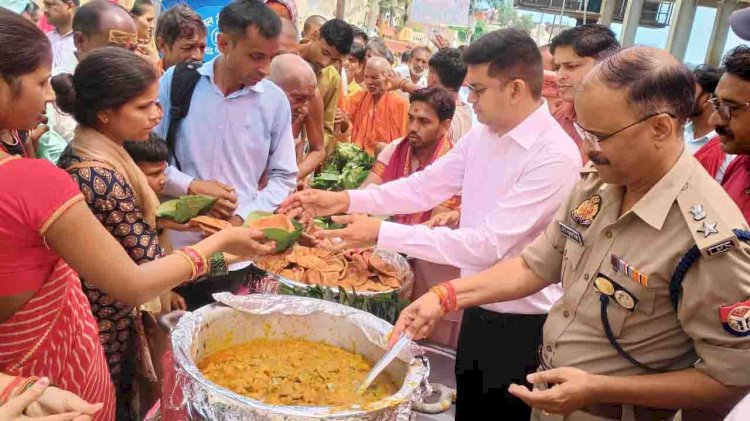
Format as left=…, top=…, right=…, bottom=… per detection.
left=198, top=338, right=399, bottom=407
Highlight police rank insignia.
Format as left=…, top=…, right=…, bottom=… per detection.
left=689, top=204, right=706, bottom=221
left=571, top=194, right=602, bottom=226
left=610, top=254, right=649, bottom=287
left=719, top=299, right=750, bottom=336
left=697, top=221, right=719, bottom=238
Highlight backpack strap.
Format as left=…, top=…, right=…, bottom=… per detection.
left=166, top=61, right=203, bottom=171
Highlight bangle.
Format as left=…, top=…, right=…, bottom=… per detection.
left=429, top=285, right=449, bottom=315
left=443, top=281, right=457, bottom=312
left=186, top=247, right=209, bottom=278
left=174, top=250, right=196, bottom=280
left=209, top=252, right=228, bottom=277
left=175, top=247, right=208, bottom=281
left=0, top=376, right=24, bottom=405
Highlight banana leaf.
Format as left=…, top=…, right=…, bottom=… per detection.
left=156, top=195, right=216, bottom=223
left=245, top=211, right=304, bottom=252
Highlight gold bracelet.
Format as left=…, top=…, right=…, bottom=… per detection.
left=174, top=250, right=197, bottom=280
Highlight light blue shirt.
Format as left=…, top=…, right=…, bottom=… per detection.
left=155, top=55, right=298, bottom=250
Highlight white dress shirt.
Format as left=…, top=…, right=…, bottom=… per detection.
left=348, top=102, right=582, bottom=314
left=154, top=56, right=298, bottom=257
left=47, top=30, right=78, bottom=75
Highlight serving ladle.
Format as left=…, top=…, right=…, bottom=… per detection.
left=356, top=333, right=411, bottom=394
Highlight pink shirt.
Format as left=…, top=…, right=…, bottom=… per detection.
left=348, top=103, right=582, bottom=314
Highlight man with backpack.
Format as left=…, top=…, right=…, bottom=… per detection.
left=154, top=0, right=297, bottom=310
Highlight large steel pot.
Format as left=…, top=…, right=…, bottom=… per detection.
left=162, top=293, right=452, bottom=420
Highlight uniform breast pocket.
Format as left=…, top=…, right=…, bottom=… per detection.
left=561, top=242, right=585, bottom=288
left=602, top=275, right=657, bottom=338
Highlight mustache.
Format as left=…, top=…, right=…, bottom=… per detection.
left=587, top=152, right=611, bottom=165
left=716, top=126, right=734, bottom=138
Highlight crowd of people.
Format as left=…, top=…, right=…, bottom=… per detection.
left=1, top=0, right=750, bottom=420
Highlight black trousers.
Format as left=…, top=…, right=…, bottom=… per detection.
left=455, top=307, right=547, bottom=421
left=173, top=268, right=249, bottom=311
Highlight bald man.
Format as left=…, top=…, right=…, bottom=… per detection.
left=269, top=54, right=325, bottom=181
left=340, top=56, right=409, bottom=155
left=73, top=0, right=138, bottom=57
left=302, top=14, right=326, bottom=40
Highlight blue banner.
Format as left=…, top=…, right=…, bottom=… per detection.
left=161, top=0, right=230, bottom=61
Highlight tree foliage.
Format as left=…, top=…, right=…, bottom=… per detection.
left=483, top=0, right=536, bottom=33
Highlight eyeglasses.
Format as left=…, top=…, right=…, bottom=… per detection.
left=573, top=112, right=675, bottom=152
left=709, top=96, right=750, bottom=121
left=464, top=83, right=494, bottom=99
left=465, top=77, right=518, bottom=100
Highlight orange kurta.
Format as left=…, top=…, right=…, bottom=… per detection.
left=344, top=90, right=409, bottom=156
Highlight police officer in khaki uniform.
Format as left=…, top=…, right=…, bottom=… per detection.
left=391, top=46, right=750, bottom=420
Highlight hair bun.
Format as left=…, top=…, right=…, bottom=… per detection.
left=50, top=73, right=76, bottom=115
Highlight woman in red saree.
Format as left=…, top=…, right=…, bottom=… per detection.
left=0, top=10, right=274, bottom=419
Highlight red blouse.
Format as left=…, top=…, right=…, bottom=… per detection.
left=0, top=156, right=83, bottom=295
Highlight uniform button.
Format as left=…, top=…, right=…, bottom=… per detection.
left=584, top=273, right=590, bottom=280
left=605, top=230, right=612, bottom=238
left=546, top=345, right=553, bottom=352
left=563, top=310, right=570, bottom=318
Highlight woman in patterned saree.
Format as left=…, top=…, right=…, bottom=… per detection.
left=53, top=47, right=179, bottom=420
left=0, top=10, right=275, bottom=420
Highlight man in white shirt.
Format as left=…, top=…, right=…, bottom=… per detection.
left=394, top=46, right=430, bottom=90
left=281, top=29, right=582, bottom=419
left=155, top=0, right=297, bottom=309
left=44, top=0, right=78, bottom=75
left=685, top=65, right=723, bottom=153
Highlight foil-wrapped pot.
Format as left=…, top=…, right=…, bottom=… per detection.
left=166, top=294, right=432, bottom=420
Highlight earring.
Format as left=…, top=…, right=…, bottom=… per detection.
left=102, top=117, right=109, bottom=124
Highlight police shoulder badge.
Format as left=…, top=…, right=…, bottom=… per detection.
left=571, top=194, right=602, bottom=226
left=719, top=299, right=750, bottom=336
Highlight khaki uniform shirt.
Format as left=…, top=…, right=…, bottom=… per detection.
left=522, top=150, right=750, bottom=419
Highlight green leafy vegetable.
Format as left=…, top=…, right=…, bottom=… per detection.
left=310, top=143, right=375, bottom=191
left=278, top=283, right=409, bottom=325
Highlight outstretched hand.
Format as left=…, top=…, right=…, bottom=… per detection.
left=314, top=214, right=380, bottom=252
left=278, top=189, right=350, bottom=221
left=508, top=367, right=600, bottom=416
left=387, top=292, right=443, bottom=349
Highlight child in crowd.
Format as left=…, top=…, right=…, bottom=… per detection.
left=124, top=134, right=187, bottom=312
left=124, top=134, right=169, bottom=196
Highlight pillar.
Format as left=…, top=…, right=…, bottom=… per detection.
left=666, top=0, right=697, bottom=61
left=336, top=0, right=346, bottom=19
left=598, top=0, right=618, bottom=26
left=620, top=0, right=645, bottom=46
left=706, top=0, right=740, bottom=66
